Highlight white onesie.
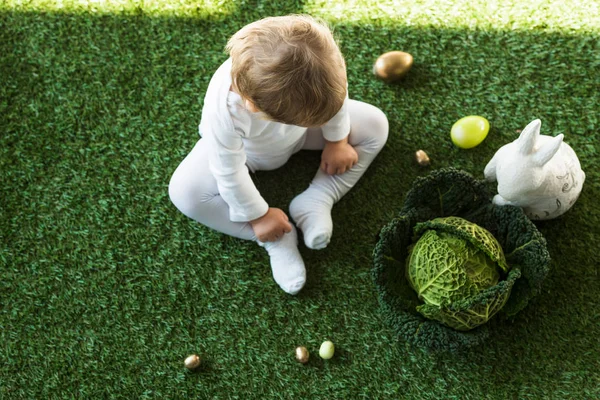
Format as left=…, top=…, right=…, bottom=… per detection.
left=169, top=57, right=389, bottom=294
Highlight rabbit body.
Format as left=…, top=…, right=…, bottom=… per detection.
left=484, top=119, right=585, bottom=220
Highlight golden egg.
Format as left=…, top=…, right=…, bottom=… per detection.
left=373, top=51, right=414, bottom=82
left=295, top=346, right=309, bottom=364
left=415, top=150, right=431, bottom=167
left=184, top=354, right=201, bottom=370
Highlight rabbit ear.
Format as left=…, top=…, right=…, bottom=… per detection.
left=534, top=134, right=563, bottom=166
left=517, top=119, right=542, bottom=155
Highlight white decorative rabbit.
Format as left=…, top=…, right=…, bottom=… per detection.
left=484, top=119, right=585, bottom=220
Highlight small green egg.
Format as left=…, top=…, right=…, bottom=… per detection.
left=319, top=341, right=335, bottom=360
left=450, top=116, right=490, bottom=149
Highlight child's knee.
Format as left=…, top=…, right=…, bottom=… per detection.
left=168, top=169, right=191, bottom=214
left=368, top=106, right=389, bottom=148
left=352, top=103, right=389, bottom=151
left=168, top=168, right=211, bottom=217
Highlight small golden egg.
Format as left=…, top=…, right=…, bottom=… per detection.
left=295, top=346, right=309, bottom=364
left=415, top=150, right=431, bottom=167
left=184, top=354, right=201, bottom=370
left=373, top=51, right=414, bottom=82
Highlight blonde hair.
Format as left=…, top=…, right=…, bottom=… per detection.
left=225, top=15, right=347, bottom=127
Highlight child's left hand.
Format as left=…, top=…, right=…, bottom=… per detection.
left=321, top=137, right=358, bottom=175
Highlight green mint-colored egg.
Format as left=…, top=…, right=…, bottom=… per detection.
left=319, top=341, right=335, bottom=360
left=450, top=116, right=490, bottom=149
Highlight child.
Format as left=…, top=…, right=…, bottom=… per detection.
left=169, top=15, right=389, bottom=295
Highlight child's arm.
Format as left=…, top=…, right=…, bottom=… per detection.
left=319, top=96, right=357, bottom=175
left=205, top=120, right=291, bottom=242
left=206, top=127, right=268, bottom=221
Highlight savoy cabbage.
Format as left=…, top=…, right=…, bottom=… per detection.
left=372, top=168, right=551, bottom=352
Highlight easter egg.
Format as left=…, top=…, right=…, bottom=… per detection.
left=295, top=346, right=309, bottom=364
left=415, top=150, right=431, bottom=167
left=450, top=116, right=490, bottom=149
left=184, top=354, right=201, bottom=370
left=319, top=341, right=335, bottom=360
left=373, top=51, right=413, bottom=82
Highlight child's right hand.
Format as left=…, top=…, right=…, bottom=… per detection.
left=249, top=207, right=293, bottom=242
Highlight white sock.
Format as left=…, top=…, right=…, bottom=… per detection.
left=289, top=187, right=334, bottom=250
left=257, top=225, right=306, bottom=295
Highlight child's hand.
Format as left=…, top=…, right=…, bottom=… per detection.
left=321, top=137, right=358, bottom=175
left=250, top=207, right=293, bottom=242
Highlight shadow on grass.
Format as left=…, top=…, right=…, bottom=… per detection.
left=1, top=5, right=599, bottom=398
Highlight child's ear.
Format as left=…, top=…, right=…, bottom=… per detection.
left=244, top=99, right=260, bottom=113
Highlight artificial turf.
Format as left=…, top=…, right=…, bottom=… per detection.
left=1, top=0, right=599, bottom=398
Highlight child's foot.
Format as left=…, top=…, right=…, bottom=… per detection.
left=289, top=188, right=334, bottom=250
left=257, top=225, right=306, bottom=295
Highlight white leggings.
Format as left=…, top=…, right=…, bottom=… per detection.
left=169, top=99, right=389, bottom=241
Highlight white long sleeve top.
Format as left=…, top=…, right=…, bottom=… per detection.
left=199, top=58, right=351, bottom=222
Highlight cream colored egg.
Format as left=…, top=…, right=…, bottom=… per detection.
left=319, top=341, right=335, bottom=360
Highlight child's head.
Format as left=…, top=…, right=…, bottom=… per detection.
left=226, top=15, right=347, bottom=127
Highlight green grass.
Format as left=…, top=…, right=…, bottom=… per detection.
left=1, top=0, right=599, bottom=398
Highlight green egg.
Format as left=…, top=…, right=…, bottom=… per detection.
left=450, top=116, right=490, bottom=149
left=319, top=341, right=335, bottom=360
